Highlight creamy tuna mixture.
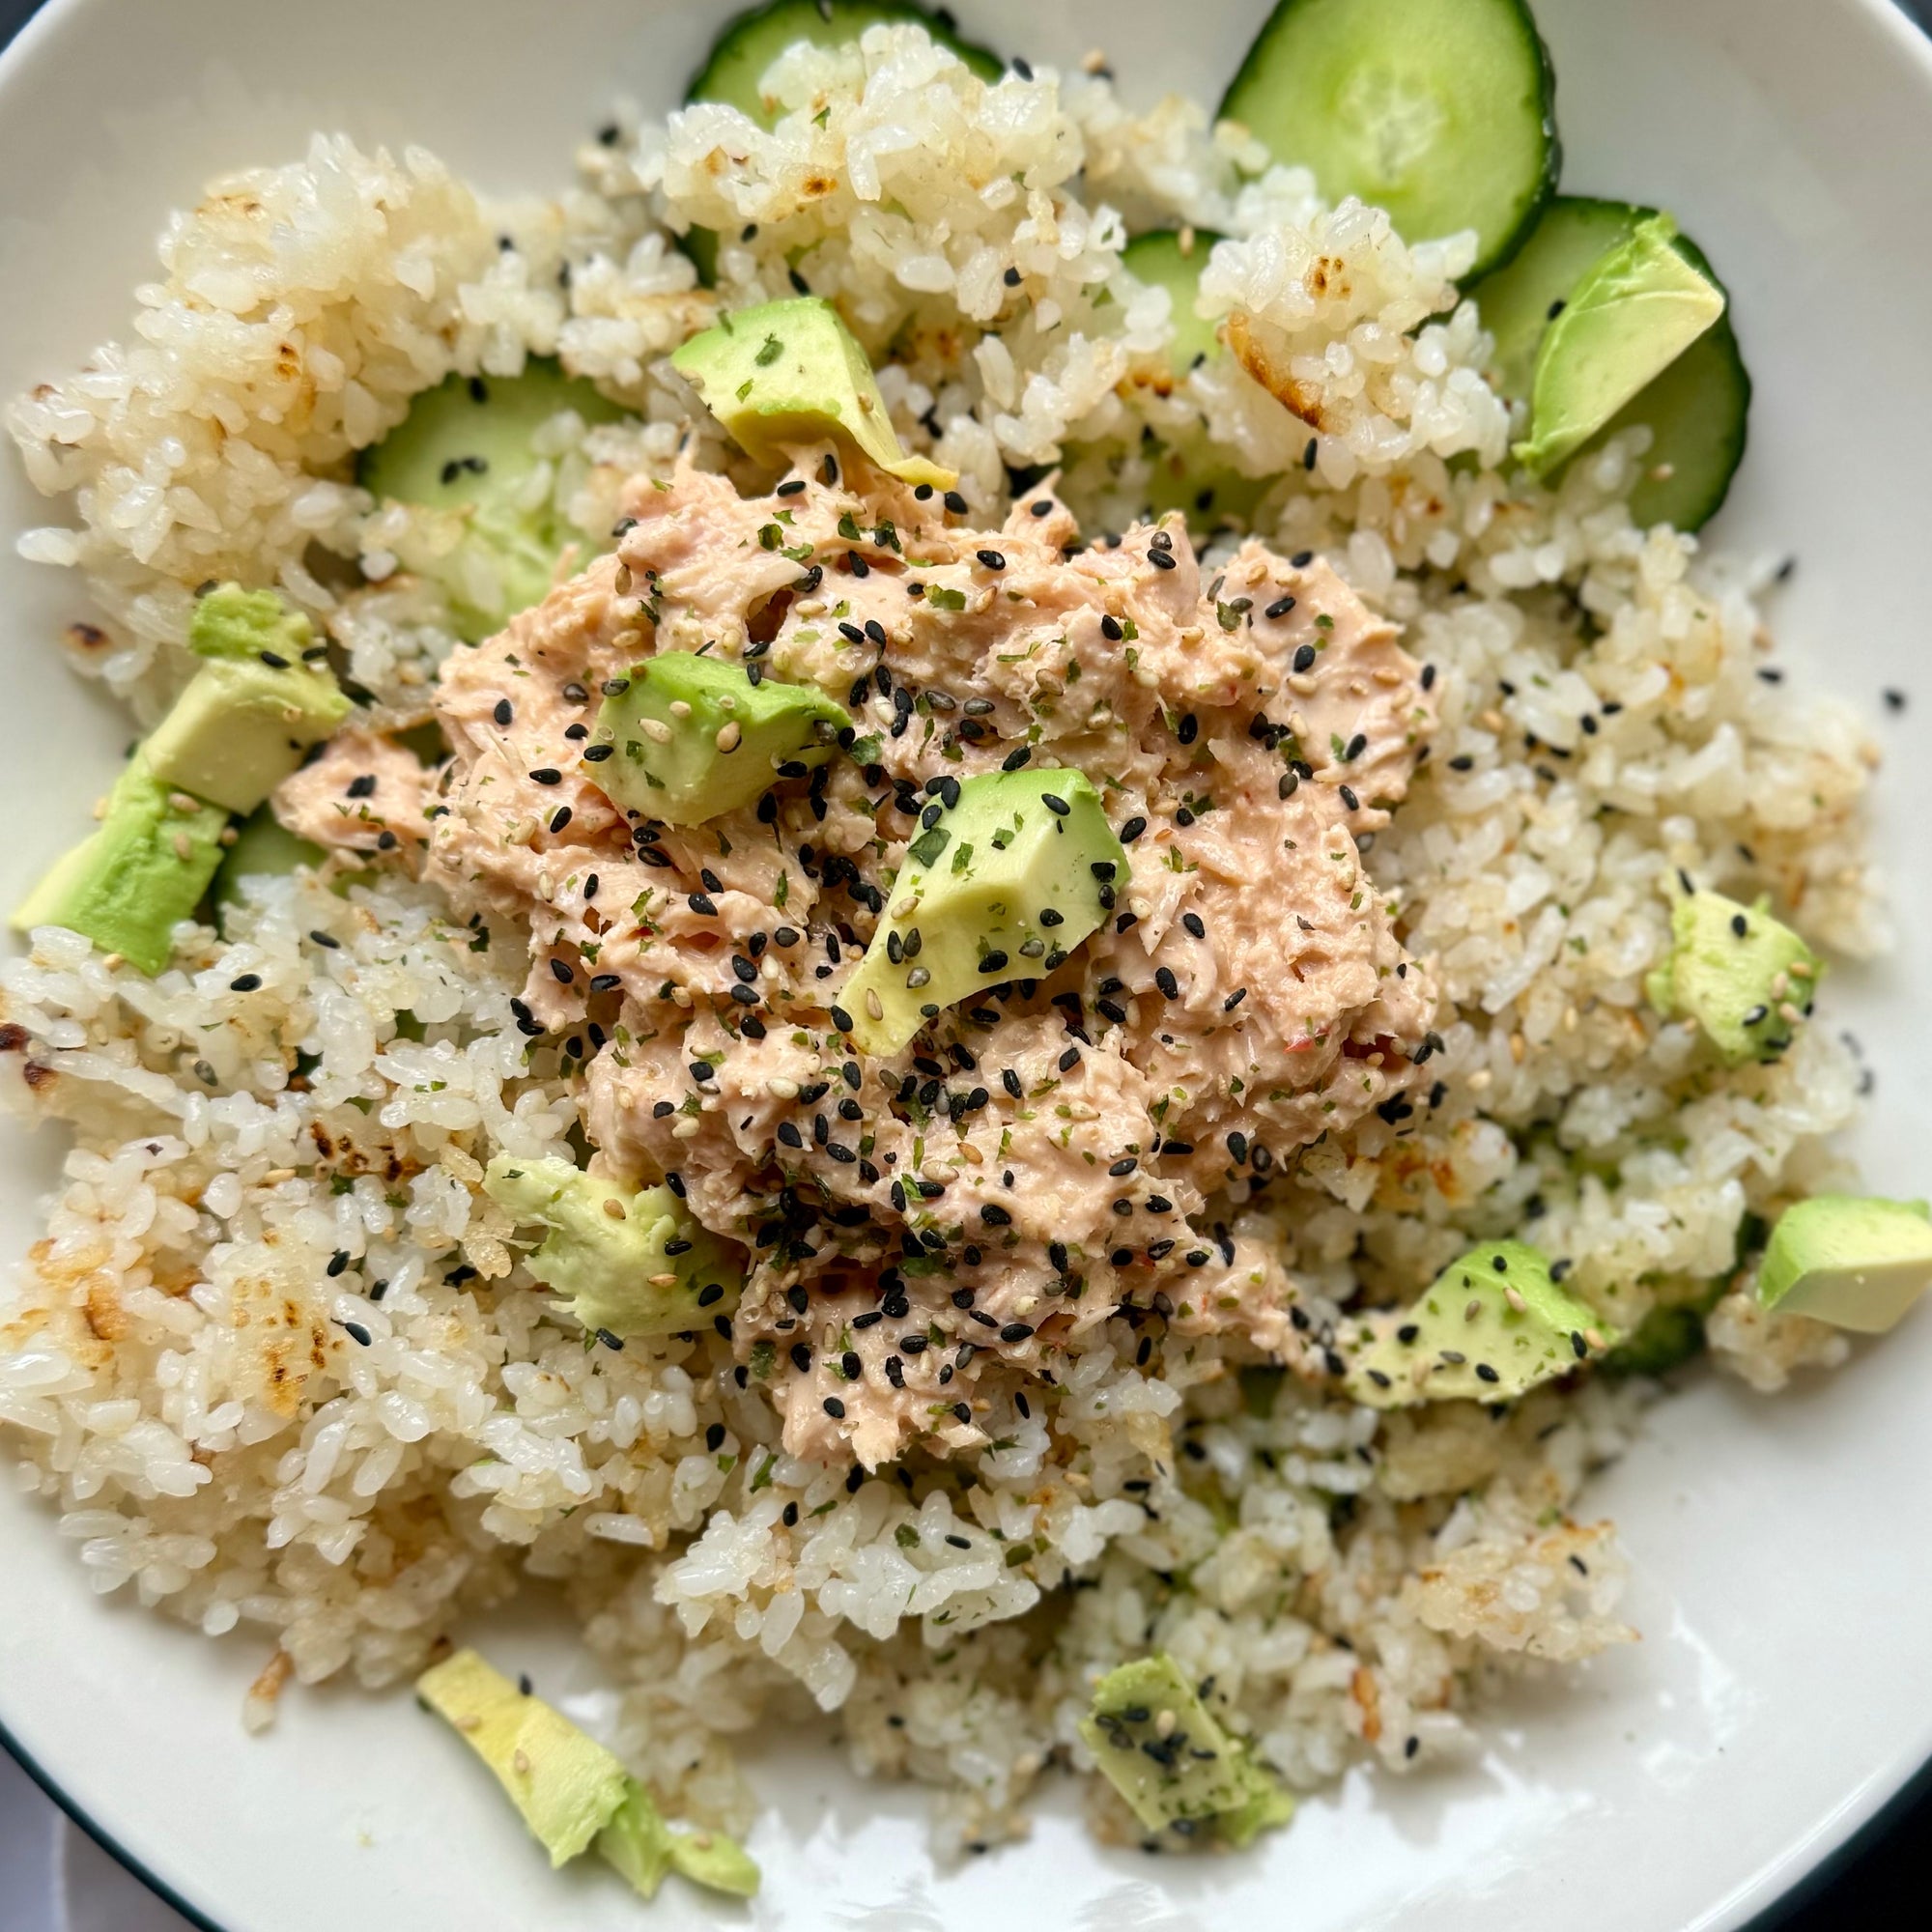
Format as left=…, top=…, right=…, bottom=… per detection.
left=284, top=449, right=1436, bottom=1468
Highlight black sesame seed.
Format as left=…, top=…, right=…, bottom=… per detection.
left=823, top=1397, right=846, bottom=1418
left=1338, top=785, right=1359, bottom=811
left=1266, top=596, right=1296, bottom=620
left=528, top=768, right=561, bottom=785
left=1148, top=548, right=1177, bottom=571
left=493, top=698, right=513, bottom=726
left=228, top=973, right=262, bottom=992
left=943, top=490, right=969, bottom=515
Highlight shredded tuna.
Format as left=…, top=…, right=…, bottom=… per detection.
left=426, top=449, right=1438, bottom=1464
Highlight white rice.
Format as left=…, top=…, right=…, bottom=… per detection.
left=0, top=27, right=1884, bottom=1853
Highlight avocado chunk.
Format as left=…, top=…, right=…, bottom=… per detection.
left=672, top=297, right=956, bottom=488
left=417, top=1648, right=632, bottom=1866
left=358, top=360, right=629, bottom=642
left=1515, top=215, right=1725, bottom=478
left=1078, top=1653, right=1293, bottom=1842
left=419, top=1648, right=761, bottom=1899
left=11, top=753, right=229, bottom=974
left=1645, top=887, right=1822, bottom=1065
left=596, top=1780, right=761, bottom=1901
left=592, top=651, right=849, bottom=827
left=1755, top=1195, right=1932, bottom=1334
left=838, top=768, right=1127, bottom=1056
left=1343, top=1239, right=1616, bottom=1407
left=481, top=1154, right=744, bottom=1338
left=144, top=585, right=351, bottom=815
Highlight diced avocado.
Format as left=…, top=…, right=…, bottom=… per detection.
left=1755, top=1195, right=1932, bottom=1334
left=591, top=651, right=849, bottom=827
left=420, top=1648, right=761, bottom=1901
left=1078, top=1654, right=1293, bottom=1842
left=482, top=1154, right=744, bottom=1338
left=1645, top=888, right=1822, bottom=1065
left=357, top=360, right=629, bottom=642
left=1514, top=215, right=1725, bottom=478
left=1344, top=1239, right=1615, bottom=1406
left=595, top=1784, right=675, bottom=1899
left=596, top=1781, right=761, bottom=1901
left=11, top=753, right=229, bottom=974
left=145, top=586, right=351, bottom=815
left=417, top=1648, right=632, bottom=1866
left=665, top=1824, right=760, bottom=1897
left=672, top=297, right=955, bottom=488
left=186, top=582, right=316, bottom=666
left=838, top=768, right=1127, bottom=1057
left=213, top=805, right=326, bottom=919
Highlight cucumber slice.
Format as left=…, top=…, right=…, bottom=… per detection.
left=357, top=360, right=628, bottom=640
left=681, top=0, right=1003, bottom=284
left=1468, top=196, right=1750, bottom=529
left=1119, top=230, right=1267, bottom=529
left=1121, top=229, right=1226, bottom=378
left=1219, top=0, right=1558, bottom=278
left=687, top=0, right=1003, bottom=127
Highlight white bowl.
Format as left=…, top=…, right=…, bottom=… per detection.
left=3, top=1, right=1932, bottom=1926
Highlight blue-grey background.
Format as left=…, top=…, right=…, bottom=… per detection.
left=0, top=0, right=1924, bottom=1926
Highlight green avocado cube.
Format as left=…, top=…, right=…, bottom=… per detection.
left=146, top=659, right=351, bottom=817
left=1646, top=888, right=1822, bottom=1065
left=596, top=1780, right=760, bottom=1901
left=1515, top=214, right=1725, bottom=477
left=11, top=753, right=229, bottom=974
left=186, top=582, right=316, bottom=665
left=672, top=296, right=955, bottom=488
left=1756, top=1194, right=1932, bottom=1333
left=482, top=1154, right=744, bottom=1338
left=1344, top=1239, right=1616, bottom=1406
left=144, top=585, right=350, bottom=815
left=591, top=651, right=849, bottom=828
left=417, top=1649, right=632, bottom=1867
left=838, top=768, right=1127, bottom=1057
left=1078, top=1654, right=1292, bottom=1841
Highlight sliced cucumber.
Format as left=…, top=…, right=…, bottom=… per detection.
left=1468, top=196, right=1750, bottom=529
left=1468, top=197, right=1643, bottom=400
left=1117, top=231, right=1266, bottom=529
left=1219, top=0, right=1558, bottom=278
left=1121, top=229, right=1226, bottom=378
left=357, top=360, right=628, bottom=640
left=681, top=0, right=1003, bottom=284
left=687, top=0, right=1002, bottom=128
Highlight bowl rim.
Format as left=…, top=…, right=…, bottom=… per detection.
left=1, top=0, right=1931, bottom=1926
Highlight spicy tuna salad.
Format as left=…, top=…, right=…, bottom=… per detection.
left=0, top=0, right=1921, bottom=1904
